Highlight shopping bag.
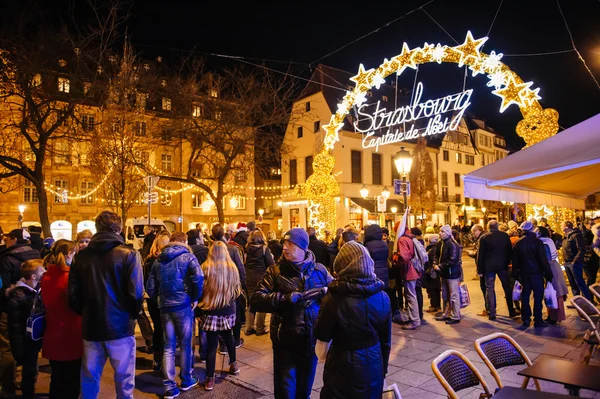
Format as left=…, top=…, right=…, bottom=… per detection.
left=512, top=281, right=523, bottom=301
left=459, top=283, right=470, bottom=308
left=544, top=281, right=558, bottom=309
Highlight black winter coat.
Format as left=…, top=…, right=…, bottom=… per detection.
left=438, top=237, right=462, bottom=279
left=68, top=231, right=144, bottom=341
left=245, top=244, right=274, bottom=295
left=512, top=232, right=553, bottom=281
left=251, top=251, right=332, bottom=356
left=315, top=278, right=391, bottom=399
left=363, top=225, right=390, bottom=286
left=476, top=230, right=512, bottom=274
left=308, top=236, right=330, bottom=268
left=190, top=243, right=209, bottom=266
left=562, top=229, right=585, bottom=264
left=6, top=283, right=40, bottom=363
left=0, top=244, right=41, bottom=289
left=268, top=239, right=283, bottom=263
left=29, top=233, right=44, bottom=254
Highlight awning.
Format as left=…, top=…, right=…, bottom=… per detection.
left=464, top=113, right=600, bottom=210
left=350, top=198, right=404, bottom=213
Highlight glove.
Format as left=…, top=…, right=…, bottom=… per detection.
left=284, top=292, right=302, bottom=305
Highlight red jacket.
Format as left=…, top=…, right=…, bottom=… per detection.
left=40, top=264, right=83, bottom=361
left=396, top=231, right=419, bottom=281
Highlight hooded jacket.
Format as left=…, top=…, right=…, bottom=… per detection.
left=315, top=242, right=391, bottom=399
left=512, top=231, right=553, bottom=281
left=476, top=230, right=512, bottom=274
left=68, top=231, right=144, bottom=342
left=562, top=228, right=585, bottom=264
left=251, top=250, right=332, bottom=356
left=146, top=243, right=203, bottom=312
left=308, top=235, right=330, bottom=268
left=245, top=244, right=275, bottom=295
left=363, top=224, right=390, bottom=286
left=437, top=236, right=462, bottom=279
left=268, top=239, right=283, bottom=263
left=6, top=281, right=39, bottom=362
left=0, top=244, right=41, bottom=289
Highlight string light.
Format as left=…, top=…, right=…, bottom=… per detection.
left=43, top=168, right=113, bottom=199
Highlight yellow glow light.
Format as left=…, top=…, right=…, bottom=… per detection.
left=492, top=74, right=531, bottom=113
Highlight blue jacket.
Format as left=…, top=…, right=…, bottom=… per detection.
left=146, top=243, right=204, bottom=313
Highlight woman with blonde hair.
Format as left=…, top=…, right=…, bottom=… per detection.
left=199, top=241, right=242, bottom=391
left=75, top=229, right=93, bottom=252
left=144, top=234, right=171, bottom=371
left=40, top=239, right=82, bottom=398
left=244, top=229, right=274, bottom=335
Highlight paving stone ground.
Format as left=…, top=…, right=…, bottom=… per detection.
left=28, top=254, right=600, bottom=398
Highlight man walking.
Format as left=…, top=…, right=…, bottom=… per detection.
left=512, top=221, right=553, bottom=328
left=251, top=228, right=332, bottom=399
left=68, top=211, right=144, bottom=399
left=562, top=221, right=592, bottom=300
left=146, top=232, right=204, bottom=398
left=477, top=220, right=516, bottom=320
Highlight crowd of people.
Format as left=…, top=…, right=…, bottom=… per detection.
left=0, top=211, right=598, bottom=399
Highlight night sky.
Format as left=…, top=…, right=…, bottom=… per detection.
left=10, top=0, right=600, bottom=148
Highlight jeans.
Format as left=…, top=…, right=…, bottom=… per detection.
left=416, top=284, right=424, bottom=320
left=426, top=274, right=442, bottom=309
left=520, top=274, right=545, bottom=324
left=273, top=350, right=318, bottom=399
left=161, top=307, right=194, bottom=391
left=485, top=270, right=515, bottom=317
left=442, top=278, right=461, bottom=321
left=205, top=330, right=236, bottom=378
left=565, top=262, right=592, bottom=300
left=479, top=276, right=488, bottom=311
left=81, top=336, right=136, bottom=399
left=404, top=280, right=420, bottom=326
left=49, top=359, right=81, bottom=399
left=246, top=310, right=267, bottom=334
left=147, top=299, right=163, bottom=364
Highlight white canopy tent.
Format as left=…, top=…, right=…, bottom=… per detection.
left=464, top=113, right=600, bottom=210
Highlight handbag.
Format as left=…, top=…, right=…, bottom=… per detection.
left=512, top=280, right=523, bottom=301
left=459, top=283, right=470, bottom=308
left=26, top=288, right=46, bottom=341
left=544, top=281, right=558, bottom=309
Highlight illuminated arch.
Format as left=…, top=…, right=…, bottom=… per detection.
left=304, top=31, right=559, bottom=236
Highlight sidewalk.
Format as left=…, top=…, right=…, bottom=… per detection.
left=31, top=254, right=600, bottom=398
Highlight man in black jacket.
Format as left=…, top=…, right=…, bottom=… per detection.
left=434, top=225, right=463, bottom=325
left=512, top=221, right=553, bottom=328
left=68, top=211, right=144, bottom=399
left=251, top=228, right=332, bottom=399
left=477, top=220, right=516, bottom=320
left=306, top=227, right=330, bottom=270
left=561, top=220, right=592, bottom=300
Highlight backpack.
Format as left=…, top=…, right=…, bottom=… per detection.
left=410, top=238, right=428, bottom=274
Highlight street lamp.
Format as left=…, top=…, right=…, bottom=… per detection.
left=360, top=185, right=369, bottom=199
left=481, top=206, right=487, bottom=225
left=391, top=206, right=398, bottom=214
left=18, top=204, right=25, bottom=228
left=381, top=186, right=390, bottom=200
left=393, top=146, right=413, bottom=213
left=258, top=208, right=264, bottom=222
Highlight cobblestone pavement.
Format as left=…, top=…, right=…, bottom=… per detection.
left=30, top=254, right=600, bottom=398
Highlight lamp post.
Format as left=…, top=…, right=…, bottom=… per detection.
left=258, top=208, right=264, bottom=222
left=481, top=206, right=487, bottom=226
left=393, top=146, right=413, bottom=214
left=18, top=204, right=25, bottom=228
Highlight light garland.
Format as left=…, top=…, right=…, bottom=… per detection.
left=43, top=168, right=113, bottom=199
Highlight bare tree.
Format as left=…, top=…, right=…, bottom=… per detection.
left=408, top=137, right=437, bottom=221
left=155, top=61, right=299, bottom=224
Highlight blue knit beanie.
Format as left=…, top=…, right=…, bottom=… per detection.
left=283, top=228, right=309, bottom=252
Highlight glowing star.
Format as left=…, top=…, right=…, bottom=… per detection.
left=392, top=43, right=418, bottom=76
left=521, top=87, right=541, bottom=106
left=350, top=63, right=374, bottom=88
left=308, top=202, right=320, bottom=215
left=371, top=72, right=386, bottom=89
left=487, top=70, right=507, bottom=89
left=481, top=51, right=503, bottom=73
left=533, top=204, right=554, bottom=220
left=454, top=30, right=488, bottom=67
left=432, top=44, right=446, bottom=64
left=323, top=121, right=344, bottom=142
left=492, top=74, right=532, bottom=113
left=354, top=92, right=368, bottom=106
left=469, top=59, right=486, bottom=77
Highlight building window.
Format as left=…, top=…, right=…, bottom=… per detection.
left=57, top=77, right=70, bottom=93
left=443, top=150, right=449, bottom=161
left=441, top=187, right=449, bottom=202
left=192, top=193, right=203, bottom=208
left=80, top=181, right=95, bottom=204
left=23, top=181, right=38, bottom=203
left=54, top=141, right=71, bottom=165
left=136, top=151, right=149, bottom=164
left=161, top=188, right=172, bottom=206
left=466, top=154, right=475, bottom=165
left=372, top=153, right=382, bottom=185
left=456, top=153, right=462, bottom=163
left=441, top=172, right=448, bottom=187
left=351, top=150, right=362, bottom=183
left=82, top=114, right=95, bottom=131
left=54, top=180, right=68, bottom=203
left=161, top=153, right=172, bottom=172
left=210, top=89, right=218, bottom=98
left=305, top=102, right=310, bottom=112
left=192, top=104, right=202, bottom=118
left=297, top=126, right=303, bottom=138
left=465, top=197, right=471, bottom=206
left=481, top=154, right=486, bottom=166
left=31, top=74, right=42, bottom=87
left=289, top=159, right=297, bottom=186
left=305, top=156, right=313, bottom=180
left=290, top=208, right=300, bottom=228
left=234, top=169, right=246, bottom=183
left=313, top=121, right=320, bottom=133
left=454, top=173, right=461, bottom=187
left=162, top=97, right=171, bottom=111
left=455, top=193, right=461, bottom=203
left=135, top=121, right=147, bottom=136
left=382, top=95, right=388, bottom=102
left=112, top=119, right=123, bottom=134
left=235, top=197, right=247, bottom=210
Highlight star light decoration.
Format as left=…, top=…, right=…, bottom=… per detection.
left=532, top=204, right=554, bottom=220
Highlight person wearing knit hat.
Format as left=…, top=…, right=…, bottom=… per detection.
left=507, top=220, right=518, bottom=230
left=315, top=241, right=391, bottom=398
left=251, top=227, right=333, bottom=398
left=392, top=221, right=421, bottom=330
left=434, top=224, right=463, bottom=324
left=520, top=221, right=534, bottom=232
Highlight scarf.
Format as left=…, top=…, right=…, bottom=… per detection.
left=540, top=237, right=558, bottom=261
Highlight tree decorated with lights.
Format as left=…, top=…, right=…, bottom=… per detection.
left=408, top=137, right=436, bottom=222
left=305, top=31, right=560, bottom=234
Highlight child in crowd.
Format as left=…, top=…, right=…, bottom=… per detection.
left=6, top=259, right=45, bottom=399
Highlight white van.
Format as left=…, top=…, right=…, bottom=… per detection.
left=124, top=217, right=168, bottom=250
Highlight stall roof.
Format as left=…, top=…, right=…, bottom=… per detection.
left=464, top=113, right=600, bottom=210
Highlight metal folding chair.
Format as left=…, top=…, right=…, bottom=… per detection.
left=474, top=332, right=541, bottom=391
left=570, top=295, right=600, bottom=364
left=431, top=350, right=492, bottom=399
